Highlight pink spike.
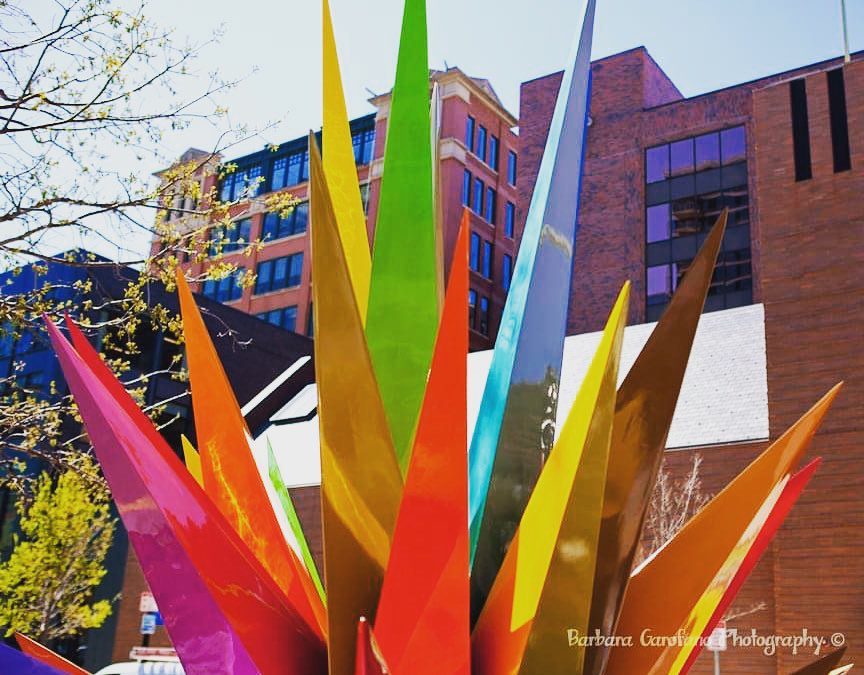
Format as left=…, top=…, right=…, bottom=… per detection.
left=45, top=318, right=326, bottom=675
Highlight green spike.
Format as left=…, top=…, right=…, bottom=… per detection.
left=267, top=440, right=326, bottom=604
left=365, top=0, right=438, bottom=474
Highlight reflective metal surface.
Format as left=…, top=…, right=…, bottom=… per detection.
left=472, top=283, right=628, bottom=675
left=365, top=0, right=439, bottom=472
left=584, top=212, right=727, bottom=675
left=49, top=319, right=326, bottom=674
left=468, top=0, right=596, bottom=617
left=375, top=212, right=470, bottom=675
left=605, top=384, right=842, bottom=674
left=310, top=137, right=404, bottom=675
left=322, top=0, right=371, bottom=321
left=176, top=272, right=327, bottom=641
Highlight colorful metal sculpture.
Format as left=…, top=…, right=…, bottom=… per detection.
left=24, top=0, right=843, bottom=673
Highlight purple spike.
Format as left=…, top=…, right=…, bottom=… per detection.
left=0, top=643, right=67, bottom=675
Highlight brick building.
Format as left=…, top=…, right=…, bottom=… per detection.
left=160, top=68, right=519, bottom=351
left=519, top=48, right=863, bottom=672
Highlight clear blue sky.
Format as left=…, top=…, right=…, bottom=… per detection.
left=149, top=0, right=863, bottom=161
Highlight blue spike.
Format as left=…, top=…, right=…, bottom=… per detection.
left=468, top=0, right=597, bottom=611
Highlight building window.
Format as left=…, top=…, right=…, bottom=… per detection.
left=478, top=296, right=490, bottom=336
left=502, top=254, right=513, bottom=291
left=507, top=151, right=517, bottom=185
left=256, top=306, right=298, bottom=331
left=352, top=129, right=376, bottom=165
left=504, top=201, right=515, bottom=238
left=202, top=267, right=246, bottom=303
left=209, top=219, right=252, bottom=256
left=262, top=202, right=309, bottom=241
left=468, top=289, right=477, bottom=330
left=271, top=157, right=287, bottom=190
left=481, top=240, right=493, bottom=279
left=271, top=151, right=309, bottom=190
left=484, top=187, right=496, bottom=224
left=221, top=164, right=264, bottom=201
left=477, top=125, right=487, bottom=162
left=466, top=116, right=475, bottom=152
left=472, top=178, right=484, bottom=214
left=254, top=253, right=304, bottom=294
left=644, top=125, right=751, bottom=319
left=462, top=170, right=472, bottom=206
left=789, top=79, right=812, bottom=182
left=469, top=233, right=481, bottom=272
left=826, top=69, right=851, bottom=173
left=489, top=135, right=499, bottom=171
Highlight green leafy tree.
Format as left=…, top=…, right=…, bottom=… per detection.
left=0, top=460, right=115, bottom=641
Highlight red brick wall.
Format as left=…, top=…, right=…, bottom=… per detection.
left=754, top=58, right=864, bottom=672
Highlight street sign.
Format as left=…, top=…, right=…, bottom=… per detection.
left=706, top=620, right=727, bottom=652
left=140, top=612, right=157, bottom=635
left=139, top=592, right=159, bottom=614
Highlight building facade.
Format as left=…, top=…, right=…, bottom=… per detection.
left=520, top=48, right=863, bottom=672
left=160, top=68, right=520, bottom=351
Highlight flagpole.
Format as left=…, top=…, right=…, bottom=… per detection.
left=841, top=0, right=851, bottom=63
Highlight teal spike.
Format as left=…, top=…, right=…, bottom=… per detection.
left=365, top=0, right=438, bottom=475
left=267, top=441, right=326, bottom=604
left=468, top=0, right=597, bottom=616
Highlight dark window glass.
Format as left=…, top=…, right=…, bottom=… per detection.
left=477, top=126, right=487, bottom=162
left=695, top=190, right=723, bottom=232
left=472, top=178, right=484, bottom=214
left=671, top=197, right=700, bottom=238
left=489, top=135, right=499, bottom=170
left=504, top=202, right=515, bottom=238
left=271, top=157, right=287, bottom=190
left=502, top=254, right=513, bottom=291
left=462, top=170, right=472, bottom=206
left=695, top=133, right=720, bottom=171
left=254, top=253, right=303, bottom=294
left=468, top=289, right=477, bottom=329
left=352, top=129, right=376, bottom=165
left=722, top=187, right=749, bottom=228
left=720, top=126, right=746, bottom=165
left=827, top=69, right=851, bottom=173
left=479, top=296, right=490, bottom=336
left=286, top=151, right=306, bottom=186
left=220, top=173, right=234, bottom=201
left=695, top=168, right=721, bottom=195
left=466, top=116, right=475, bottom=151
left=670, top=139, right=694, bottom=177
left=507, top=151, right=517, bottom=185
left=264, top=306, right=298, bottom=331
left=205, top=268, right=245, bottom=303
left=262, top=203, right=309, bottom=241
left=721, top=162, right=747, bottom=189
left=646, top=203, right=671, bottom=243
left=670, top=174, right=696, bottom=200
left=469, top=233, right=481, bottom=271
left=247, top=165, right=263, bottom=196
left=789, top=79, right=812, bottom=181
left=646, top=145, right=669, bottom=183
left=481, top=240, right=493, bottom=279
left=646, top=180, right=670, bottom=206
left=210, top=219, right=251, bottom=255
left=484, top=187, right=496, bottom=224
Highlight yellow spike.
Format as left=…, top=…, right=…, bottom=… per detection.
left=323, top=0, right=371, bottom=322
left=472, top=283, right=629, bottom=675
left=180, top=434, right=204, bottom=488
left=309, top=133, right=403, bottom=675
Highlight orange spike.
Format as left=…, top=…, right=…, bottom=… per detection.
left=15, top=634, right=88, bottom=675
left=175, top=271, right=327, bottom=641
left=375, top=209, right=470, bottom=675
left=606, top=384, right=842, bottom=673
